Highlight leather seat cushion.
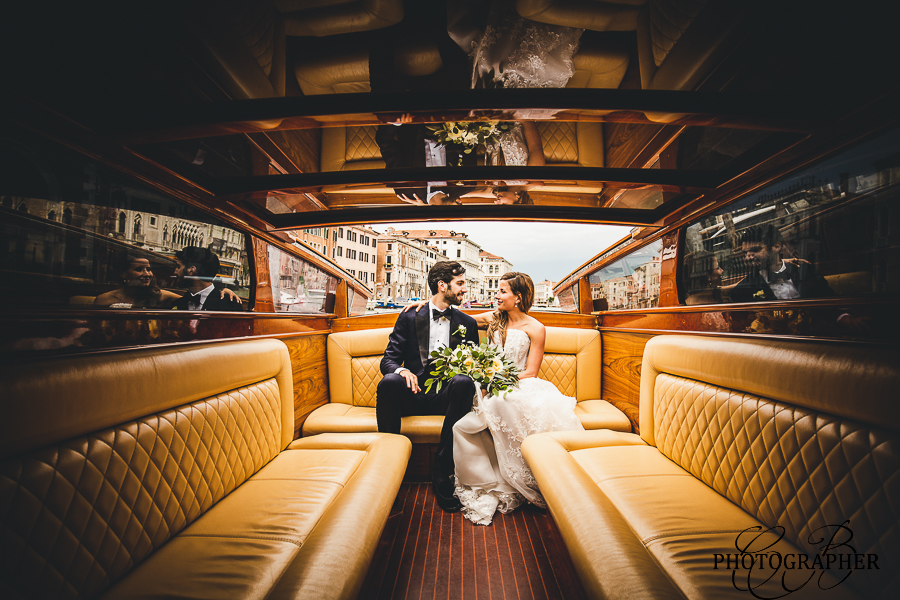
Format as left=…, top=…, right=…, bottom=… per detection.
left=572, top=443, right=859, bottom=599
left=304, top=399, right=630, bottom=441
left=303, top=404, right=444, bottom=444
left=525, top=431, right=859, bottom=600
left=103, top=432, right=410, bottom=599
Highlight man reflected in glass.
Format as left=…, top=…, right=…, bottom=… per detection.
left=730, top=225, right=833, bottom=302
left=171, top=246, right=243, bottom=311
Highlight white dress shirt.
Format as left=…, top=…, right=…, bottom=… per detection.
left=187, top=284, right=215, bottom=310
left=424, top=138, right=447, bottom=200
left=427, top=300, right=452, bottom=353
left=761, top=261, right=800, bottom=300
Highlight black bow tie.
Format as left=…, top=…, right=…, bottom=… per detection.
left=432, top=308, right=450, bottom=321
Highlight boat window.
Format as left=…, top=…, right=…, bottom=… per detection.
left=0, top=132, right=251, bottom=311
left=556, top=283, right=579, bottom=313
left=681, top=128, right=900, bottom=304
left=589, top=240, right=662, bottom=310
left=266, top=243, right=338, bottom=314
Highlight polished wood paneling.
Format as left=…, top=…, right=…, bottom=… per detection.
left=598, top=299, right=899, bottom=344
left=360, top=483, right=587, bottom=600
left=657, top=231, right=679, bottom=307
left=602, top=331, right=655, bottom=434
left=0, top=312, right=331, bottom=362
left=334, top=280, right=349, bottom=319
left=280, top=333, right=329, bottom=439
left=252, top=236, right=275, bottom=312
left=578, top=278, right=593, bottom=315
left=332, top=313, right=401, bottom=331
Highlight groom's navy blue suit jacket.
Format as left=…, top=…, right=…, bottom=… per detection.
left=380, top=304, right=480, bottom=389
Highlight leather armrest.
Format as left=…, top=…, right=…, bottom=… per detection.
left=280, top=0, right=404, bottom=37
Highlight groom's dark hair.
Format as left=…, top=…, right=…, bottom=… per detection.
left=428, top=261, right=466, bottom=294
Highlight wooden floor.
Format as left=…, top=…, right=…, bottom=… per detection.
left=359, top=483, right=587, bottom=600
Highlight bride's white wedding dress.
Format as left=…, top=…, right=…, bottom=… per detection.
left=466, top=0, right=583, bottom=171
left=453, top=328, right=584, bottom=525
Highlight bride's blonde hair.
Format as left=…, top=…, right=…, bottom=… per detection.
left=487, top=272, right=535, bottom=345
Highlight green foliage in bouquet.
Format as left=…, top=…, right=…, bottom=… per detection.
left=426, top=121, right=514, bottom=155
left=424, top=327, right=520, bottom=397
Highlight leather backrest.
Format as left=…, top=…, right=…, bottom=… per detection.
left=538, top=122, right=604, bottom=167
left=327, top=325, right=601, bottom=404
left=321, top=126, right=385, bottom=171
left=279, top=0, right=404, bottom=37
left=640, top=335, right=900, bottom=598
left=189, top=0, right=286, bottom=98
left=0, top=339, right=294, bottom=599
left=637, top=0, right=743, bottom=91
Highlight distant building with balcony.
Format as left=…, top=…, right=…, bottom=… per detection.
left=534, top=280, right=558, bottom=307
left=479, top=251, right=514, bottom=303
left=384, top=228, right=487, bottom=301
left=376, top=234, right=438, bottom=300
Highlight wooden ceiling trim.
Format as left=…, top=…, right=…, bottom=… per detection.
left=110, top=88, right=824, bottom=145
left=263, top=204, right=658, bottom=230
left=214, top=166, right=720, bottom=197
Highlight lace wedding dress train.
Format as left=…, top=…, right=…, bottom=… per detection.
left=468, top=0, right=583, bottom=170
left=453, top=328, right=584, bottom=525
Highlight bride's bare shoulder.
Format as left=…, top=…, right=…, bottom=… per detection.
left=521, top=316, right=545, bottom=340
left=525, top=315, right=544, bottom=331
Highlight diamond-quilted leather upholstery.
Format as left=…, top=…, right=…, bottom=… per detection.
left=321, top=126, right=385, bottom=172
left=344, top=126, right=382, bottom=162
left=1, top=380, right=282, bottom=599
left=539, top=352, right=577, bottom=395
left=539, top=122, right=579, bottom=164
left=311, top=325, right=629, bottom=441
left=523, top=335, right=900, bottom=599
left=0, top=340, right=411, bottom=600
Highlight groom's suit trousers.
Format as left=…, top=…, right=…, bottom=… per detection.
left=376, top=373, right=476, bottom=471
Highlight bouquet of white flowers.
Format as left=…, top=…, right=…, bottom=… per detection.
left=424, top=326, right=520, bottom=397
left=426, top=121, right=514, bottom=156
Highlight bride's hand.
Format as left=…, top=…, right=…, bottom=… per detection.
left=402, top=300, right=428, bottom=313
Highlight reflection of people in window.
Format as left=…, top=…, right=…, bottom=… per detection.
left=491, top=186, right=533, bottom=204
left=730, top=225, right=833, bottom=302
left=171, top=246, right=243, bottom=311
left=684, top=251, right=724, bottom=304
left=94, top=255, right=181, bottom=308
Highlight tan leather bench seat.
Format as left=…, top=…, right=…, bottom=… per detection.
left=1, top=339, right=411, bottom=600
left=523, top=335, right=900, bottom=600
left=305, top=325, right=630, bottom=441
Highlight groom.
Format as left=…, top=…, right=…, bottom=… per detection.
left=375, top=116, right=478, bottom=205
left=377, top=261, right=480, bottom=511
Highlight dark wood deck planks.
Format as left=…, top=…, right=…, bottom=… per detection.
left=359, top=483, right=585, bottom=600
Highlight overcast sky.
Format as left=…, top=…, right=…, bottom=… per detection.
left=373, top=221, right=628, bottom=283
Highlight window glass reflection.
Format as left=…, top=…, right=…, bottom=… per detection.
left=589, top=240, right=662, bottom=310
left=0, top=134, right=250, bottom=310
left=681, top=128, right=900, bottom=304
left=266, top=244, right=338, bottom=313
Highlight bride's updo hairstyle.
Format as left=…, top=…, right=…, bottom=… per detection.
left=487, top=272, right=535, bottom=344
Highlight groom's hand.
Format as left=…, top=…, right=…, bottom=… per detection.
left=399, top=368, right=420, bottom=393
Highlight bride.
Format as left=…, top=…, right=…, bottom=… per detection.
left=454, top=272, right=583, bottom=524
left=405, top=272, right=584, bottom=524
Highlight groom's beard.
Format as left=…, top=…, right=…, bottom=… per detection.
left=443, top=289, right=463, bottom=306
